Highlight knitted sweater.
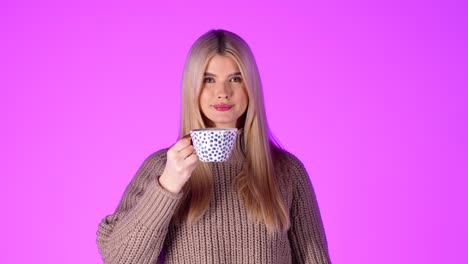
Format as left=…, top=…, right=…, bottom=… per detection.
left=97, top=132, right=331, bottom=264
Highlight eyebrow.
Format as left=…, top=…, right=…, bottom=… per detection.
left=204, top=72, right=242, bottom=77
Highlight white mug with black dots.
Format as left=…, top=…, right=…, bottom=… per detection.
left=190, top=128, right=238, bottom=162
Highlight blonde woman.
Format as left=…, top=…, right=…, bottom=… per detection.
left=97, top=29, right=331, bottom=264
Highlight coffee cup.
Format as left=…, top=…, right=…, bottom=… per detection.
left=190, top=128, right=238, bottom=162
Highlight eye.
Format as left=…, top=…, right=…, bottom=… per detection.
left=203, top=77, right=215, bottom=83
left=230, top=76, right=242, bottom=83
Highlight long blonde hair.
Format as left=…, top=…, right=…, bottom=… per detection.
left=176, top=29, right=290, bottom=232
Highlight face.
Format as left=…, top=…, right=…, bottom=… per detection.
left=199, top=55, right=249, bottom=128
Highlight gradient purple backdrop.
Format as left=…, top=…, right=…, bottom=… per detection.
left=1, top=0, right=467, bottom=263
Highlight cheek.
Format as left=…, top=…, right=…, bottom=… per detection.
left=241, top=90, right=249, bottom=109
left=199, top=90, right=209, bottom=105
left=199, top=92, right=211, bottom=113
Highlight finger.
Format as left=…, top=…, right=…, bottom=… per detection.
left=185, top=152, right=199, bottom=164
left=182, top=134, right=193, bottom=145
left=179, top=145, right=195, bottom=159
left=171, top=136, right=192, bottom=152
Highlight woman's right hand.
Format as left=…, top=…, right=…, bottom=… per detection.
left=158, top=136, right=199, bottom=194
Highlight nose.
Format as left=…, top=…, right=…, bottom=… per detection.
left=216, top=83, right=230, bottom=99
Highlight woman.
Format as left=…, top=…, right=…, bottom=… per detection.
left=97, top=29, right=331, bottom=264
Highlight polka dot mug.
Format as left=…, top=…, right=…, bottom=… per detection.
left=190, top=128, right=238, bottom=162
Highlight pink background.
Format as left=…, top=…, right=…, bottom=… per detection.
left=1, top=0, right=467, bottom=263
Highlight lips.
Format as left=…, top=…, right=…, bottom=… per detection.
left=213, top=104, right=233, bottom=111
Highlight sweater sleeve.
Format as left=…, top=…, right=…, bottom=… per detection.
left=286, top=155, right=331, bottom=264
left=96, top=149, right=183, bottom=264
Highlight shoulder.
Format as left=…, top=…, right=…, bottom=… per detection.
left=273, top=148, right=309, bottom=176
left=137, top=148, right=170, bottom=175
left=273, top=148, right=313, bottom=189
left=272, top=148, right=315, bottom=210
left=145, top=148, right=169, bottom=163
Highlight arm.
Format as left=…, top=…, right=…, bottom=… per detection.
left=96, top=150, right=182, bottom=264
left=287, top=155, right=331, bottom=264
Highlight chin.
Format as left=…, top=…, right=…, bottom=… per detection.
left=213, top=121, right=237, bottom=128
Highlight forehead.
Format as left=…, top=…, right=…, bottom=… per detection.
left=205, top=55, right=240, bottom=74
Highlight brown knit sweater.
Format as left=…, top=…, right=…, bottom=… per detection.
left=97, top=132, right=331, bottom=264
